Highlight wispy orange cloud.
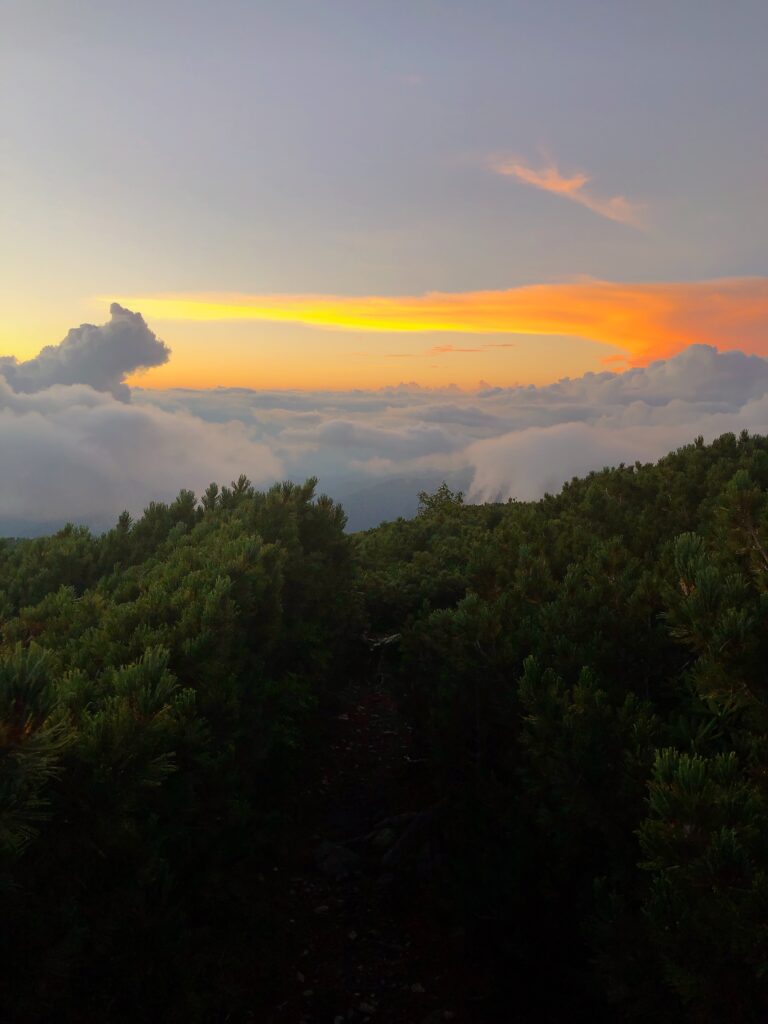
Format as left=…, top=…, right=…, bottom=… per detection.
left=491, top=156, right=643, bottom=226
left=111, top=276, right=768, bottom=364
left=429, top=344, right=483, bottom=354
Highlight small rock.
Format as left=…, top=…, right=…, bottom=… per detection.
left=348, top=929, right=358, bottom=940
left=411, top=982, right=426, bottom=994
left=296, top=971, right=305, bottom=983
left=359, top=1002, right=377, bottom=1014
left=313, top=904, right=329, bottom=914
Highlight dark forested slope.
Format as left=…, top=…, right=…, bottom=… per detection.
left=3, top=432, right=768, bottom=1021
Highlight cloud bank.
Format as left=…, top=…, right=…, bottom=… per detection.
left=113, top=276, right=768, bottom=362
left=138, top=343, right=768, bottom=527
left=2, top=305, right=768, bottom=532
left=0, top=307, right=281, bottom=527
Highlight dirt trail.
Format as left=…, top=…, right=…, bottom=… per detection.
left=262, top=679, right=466, bottom=1024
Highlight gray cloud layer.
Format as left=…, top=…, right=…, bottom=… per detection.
left=137, top=343, right=768, bottom=525
left=0, top=303, right=170, bottom=400
left=2, top=304, right=767, bottom=532
left=0, top=377, right=281, bottom=524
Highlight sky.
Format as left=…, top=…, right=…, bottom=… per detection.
left=2, top=0, right=768, bottom=390
left=2, top=1, right=768, bottom=532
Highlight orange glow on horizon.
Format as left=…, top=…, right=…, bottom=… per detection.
left=111, top=276, right=768, bottom=367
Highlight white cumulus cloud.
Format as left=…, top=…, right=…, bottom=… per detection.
left=0, top=307, right=281, bottom=528
left=0, top=304, right=170, bottom=401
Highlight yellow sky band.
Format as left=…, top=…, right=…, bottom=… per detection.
left=109, top=276, right=768, bottom=363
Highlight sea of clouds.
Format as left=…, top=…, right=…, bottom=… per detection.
left=2, top=305, right=768, bottom=534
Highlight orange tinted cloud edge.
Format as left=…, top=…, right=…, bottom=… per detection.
left=111, top=275, right=768, bottom=365
left=490, top=156, right=644, bottom=227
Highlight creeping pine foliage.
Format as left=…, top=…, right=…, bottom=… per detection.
left=355, top=430, right=768, bottom=1021
left=4, top=436, right=768, bottom=1019
left=0, top=476, right=359, bottom=1020
left=0, top=645, right=68, bottom=863
left=639, top=749, right=768, bottom=1016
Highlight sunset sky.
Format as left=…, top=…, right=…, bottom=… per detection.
left=2, top=0, right=768, bottom=389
